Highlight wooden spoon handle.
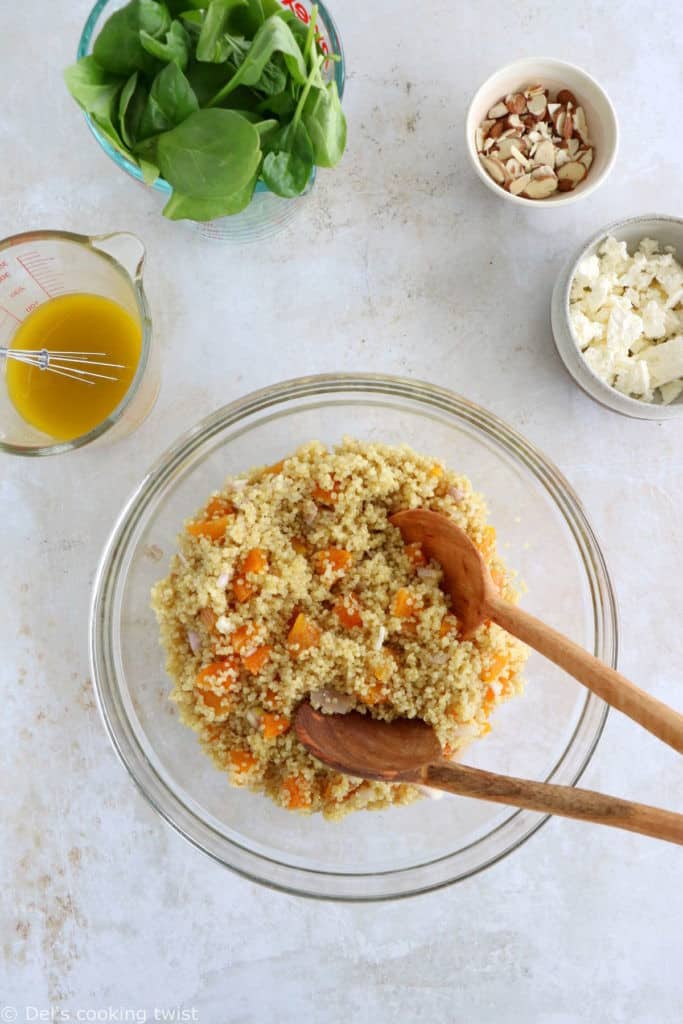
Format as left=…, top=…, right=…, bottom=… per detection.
left=424, top=762, right=683, bottom=845
left=488, top=594, right=683, bottom=755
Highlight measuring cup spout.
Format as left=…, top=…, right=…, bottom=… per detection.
left=89, top=232, right=146, bottom=285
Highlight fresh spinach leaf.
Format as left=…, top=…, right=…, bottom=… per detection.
left=138, top=62, right=199, bottom=138
left=208, top=14, right=306, bottom=104
left=139, top=156, right=161, bottom=183
left=302, top=79, right=346, bottom=167
left=157, top=107, right=261, bottom=197
left=196, top=0, right=247, bottom=62
left=253, top=55, right=287, bottom=95
left=261, top=118, right=313, bottom=196
left=64, top=56, right=123, bottom=125
left=257, top=90, right=295, bottom=117
left=140, top=19, right=192, bottom=68
left=162, top=170, right=257, bottom=219
left=118, top=72, right=140, bottom=148
left=229, top=0, right=265, bottom=38
left=93, top=0, right=171, bottom=75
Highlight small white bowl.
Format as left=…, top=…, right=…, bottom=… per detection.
left=466, top=57, right=618, bottom=207
left=551, top=214, right=683, bottom=420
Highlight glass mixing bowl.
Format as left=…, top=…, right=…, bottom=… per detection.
left=90, top=375, right=615, bottom=900
left=77, top=0, right=345, bottom=243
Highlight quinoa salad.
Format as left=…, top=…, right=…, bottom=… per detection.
left=151, top=439, right=529, bottom=820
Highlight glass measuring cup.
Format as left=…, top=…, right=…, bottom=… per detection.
left=0, top=230, right=158, bottom=456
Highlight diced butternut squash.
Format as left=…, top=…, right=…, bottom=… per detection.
left=334, top=592, right=363, bottom=629
left=369, top=648, right=396, bottom=683
left=358, top=681, right=387, bottom=706
left=242, top=645, right=272, bottom=675
left=391, top=587, right=419, bottom=618
left=196, top=658, right=240, bottom=690
left=429, top=463, right=444, bottom=478
left=187, top=515, right=232, bottom=541
left=261, top=712, right=291, bottom=739
left=205, top=497, right=235, bottom=518
left=313, top=547, right=353, bottom=578
left=264, top=460, right=284, bottom=475
left=229, top=749, right=257, bottom=773
left=480, top=652, right=508, bottom=683
left=439, top=613, right=459, bottom=638
left=287, top=613, right=322, bottom=656
left=233, top=548, right=268, bottom=602
left=282, top=776, right=310, bottom=809
left=231, top=622, right=259, bottom=653
left=291, top=536, right=308, bottom=555
left=405, top=542, right=427, bottom=568
left=264, top=686, right=279, bottom=709
left=311, top=480, right=339, bottom=506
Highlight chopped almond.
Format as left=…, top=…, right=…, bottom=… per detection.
left=287, top=613, right=322, bottom=655
left=199, top=607, right=218, bottom=633
left=333, top=592, right=363, bottom=629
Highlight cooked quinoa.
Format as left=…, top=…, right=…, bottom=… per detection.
left=151, top=439, right=529, bottom=820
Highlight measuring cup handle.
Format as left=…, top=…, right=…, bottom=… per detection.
left=89, top=233, right=146, bottom=283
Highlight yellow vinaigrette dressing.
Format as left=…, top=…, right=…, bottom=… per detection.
left=6, top=293, right=141, bottom=441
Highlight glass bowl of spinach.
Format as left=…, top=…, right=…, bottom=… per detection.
left=70, top=0, right=346, bottom=242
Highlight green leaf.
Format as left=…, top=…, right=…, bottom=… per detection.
left=185, top=59, right=231, bottom=105
left=64, top=57, right=123, bottom=124
left=253, top=56, right=287, bottom=95
left=118, top=72, right=139, bottom=147
left=139, top=157, right=161, bottom=184
left=261, top=118, right=313, bottom=197
left=138, top=62, right=199, bottom=138
left=157, top=107, right=261, bottom=198
left=163, top=171, right=257, bottom=219
left=302, top=80, right=346, bottom=167
left=93, top=0, right=172, bottom=75
left=196, top=0, right=248, bottom=62
left=208, top=14, right=306, bottom=104
left=257, top=90, right=295, bottom=118
left=140, top=19, right=191, bottom=68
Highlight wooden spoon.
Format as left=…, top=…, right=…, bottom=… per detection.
left=390, top=508, right=683, bottom=755
left=295, top=703, right=683, bottom=845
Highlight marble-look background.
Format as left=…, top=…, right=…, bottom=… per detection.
left=2, top=1, right=682, bottom=1020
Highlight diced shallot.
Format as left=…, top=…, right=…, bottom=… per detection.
left=246, top=708, right=262, bottom=728
left=374, top=626, right=386, bottom=651
left=309, top=688, right=356, bottom=715
left=429, top=651, right=450, bottom=666
left=187, top=630, right=201, bottom=655
left=448, top=486, right=465, bottom=501
left=417, top=567, right=441, bottom=580
left=216, top=572, right=231, bottom=589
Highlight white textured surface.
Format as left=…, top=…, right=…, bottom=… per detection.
left=2, top=1, right=683, bottom=1020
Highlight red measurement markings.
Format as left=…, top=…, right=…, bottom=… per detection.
left=9, top=285, right=25, bottom=298
left=279, top=0, right=330, bottom=53
left=0, top=304, right=21, bottom=322
left=17, top=254, right=53, bottom=299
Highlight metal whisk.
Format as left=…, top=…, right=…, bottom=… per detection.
left=0, top=346, right=124, bottom=385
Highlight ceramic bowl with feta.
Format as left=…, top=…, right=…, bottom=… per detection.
left=466, top=58, right=618, bottom=207
left=551, top=215, right=683, bottom=419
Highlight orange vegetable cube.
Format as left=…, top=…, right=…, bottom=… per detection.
left=391, top=587, right=418, bottom=618
left=205, top=496, right=235, bottom=518
left=243, top=548, right=268, bottom=575
left=439, top=613, right=460, bottom=638
left=229, top=749, right=257, bottom=773
left=480, top=653, right=508, bottom=683
left=196, top=658, right=239, bottom=690
left=261, top=712, right=291, bottom=739
left=264, top=460, right=284, bottom=475
left=358, top=681, right=387, bottom=706
left=429, top=463, right=444, bottom=478
left=313, top=547, right=353, bottom=578
left=242, top=645, right=272, bottom=675
left=287, top=613, right=322, bottom=656
left=334, top=592, right=363, bottom=629
left=231, top=622, right=260, bottom=653
left=282, top=776, right=310, bottom=810
left=370, top=648, right=396, bottom=683
left=291, top=536, right=308, bottom=555
left=405, top=542, right=427, bottom=568
left=187, top=515, right=233, bottom=541
left=264, top=686, right=279, bottom=709
left=311, top=480, right=339, bottom=506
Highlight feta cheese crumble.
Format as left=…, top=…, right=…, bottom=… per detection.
left=569, top=236, right=683, bottom=404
